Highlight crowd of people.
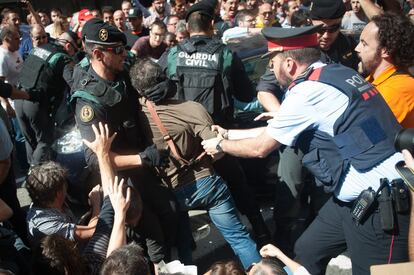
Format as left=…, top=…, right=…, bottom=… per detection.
left=0, top=0, right=413, bottom=274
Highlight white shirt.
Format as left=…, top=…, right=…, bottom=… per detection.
left=0, top=47, right=23, bottom=86
left=222, top=27, right=250, bottom=43
left=266, top=62, right=402, bottom=201
left=341, top=11, right=368, bottom=32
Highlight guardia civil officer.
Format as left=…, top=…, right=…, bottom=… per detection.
left=255, top=0, right=360, bottom=255
left=71, top=18, right=179, bottom=264
left=15, top=25, right=72, bottom=165
left=160, top=0, right=271, bottom=244
left=202, top=26, right=409, bottom=275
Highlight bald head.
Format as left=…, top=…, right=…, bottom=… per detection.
left=30, top=24, right=48, bottom=47
left=113, top=10, right=126, bottom=31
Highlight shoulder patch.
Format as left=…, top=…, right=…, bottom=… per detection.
left=80, top=105, right=94, bottom=122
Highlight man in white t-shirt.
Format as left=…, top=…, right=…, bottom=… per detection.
left=202, top=25, right=409, bottom=274
left=341, top=0, right=368, bottom=32
left=222, top=9, right=260, bottom=43
left=0, top=26, right=23, bottom=86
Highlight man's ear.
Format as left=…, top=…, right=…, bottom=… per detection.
left=93, top=48, right=103, bottom=61
left=285, top=57, right=297, bottom=76
left=380, top=47, right=391, bottom=59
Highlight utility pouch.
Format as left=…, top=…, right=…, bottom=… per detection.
left=391, top=179, right=410, bottom=213
left=351, top=187, right=376, bottom=225
left=377, top=179, right=395, bottom=231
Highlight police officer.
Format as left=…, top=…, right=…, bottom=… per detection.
left=160, top=0, right=271, bottom=244
left=256, top=0, right=360, bottom=254
left=202, top=25, right=409, bottom=275
left=71, top=18, right=178, bottom=264
left=15, top=25, right=72, bottom=165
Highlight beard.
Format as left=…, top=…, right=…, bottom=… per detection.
left=155, top=6, right=165, bottom=14
left=276, top=69, right=292, bottom=91
left=360, top=48, right=382, bottom=75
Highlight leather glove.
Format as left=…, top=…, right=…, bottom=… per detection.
left=139, top=144, right=169, bottom=168
left=27, top=88, right=41, bottom=102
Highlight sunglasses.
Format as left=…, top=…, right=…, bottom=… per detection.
left=98, top=45, right=126, bottom=55
left=317, top=24, right=341, bottom=34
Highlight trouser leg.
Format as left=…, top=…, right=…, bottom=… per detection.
left=24, top=101, right=55, bottom=164
left=174, top=175, right=261, bottom=269
left=294, top=197, right=347, bottom=275
left=214, top=155, right=270, bottom=245
left=341, top=199, right=409, bottom=275
left=127, top=170, right=179, bottom=251
left=275, top=146, right=310, bottom=255
left=11, top=100, right=32, bottom=170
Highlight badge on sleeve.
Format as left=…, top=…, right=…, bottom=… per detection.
left=80, top=105, right=94, bottom=122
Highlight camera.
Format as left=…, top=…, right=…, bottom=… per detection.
left=394, top=128, right=414, bottom=155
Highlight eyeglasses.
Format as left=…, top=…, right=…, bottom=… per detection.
left=317, top=24, right=341, bottom=34
left=98, top=45, right=126, bottom=55
left=33, top=35, right=48, bottom=41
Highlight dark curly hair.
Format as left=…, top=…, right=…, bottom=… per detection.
left=26, top=162, right=68, bottom=208
left=371, top=12, right=414, bottom=70
left=208, top=260, right=245, bottom=275
left=32, top=234, right=87, bottom=275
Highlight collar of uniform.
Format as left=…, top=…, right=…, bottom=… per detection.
left=367, top=65, right=397, bottom=87
left=88, top=66, right=125, bottom=87
left=189, top=35, right=211, bottom=41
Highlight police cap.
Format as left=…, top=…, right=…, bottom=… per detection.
left=309, top=0, right=346, bottom=20
left=261, top=25, right=320, bottom=58
left=128, top=8, right=143, bottom=18
left=82, top=18, right=127, bottom=46
left=185, top=0, right=216, bottom=22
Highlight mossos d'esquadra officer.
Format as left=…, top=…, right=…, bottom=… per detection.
left=202, top=25, right=409, bottom=275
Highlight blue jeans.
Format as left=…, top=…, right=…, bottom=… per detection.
left=174, top=174, right=261, bottom=269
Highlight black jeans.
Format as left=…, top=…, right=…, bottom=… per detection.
left=294, top=196, right=409, bottom=275
left=14, top=100, right=55, bottom=165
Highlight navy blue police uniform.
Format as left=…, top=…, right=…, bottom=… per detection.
left=261, top=26, right=409, bottom=275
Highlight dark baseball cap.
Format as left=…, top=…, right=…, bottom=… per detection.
left=309, top=0, right=346, bottom=20
left=127, top=8, right=143, bottom=18
left=185, top=0, right=216, bottom=22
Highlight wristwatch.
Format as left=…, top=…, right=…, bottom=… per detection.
left=216, top=138, right=224, bottom=152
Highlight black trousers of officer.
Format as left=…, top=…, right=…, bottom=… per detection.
left=121, top=167, right=179, bottom=261
left=294, top=197, right=409, bottom=275
left=214, top=154, right=270, bottom=242
left=275, top=146, right=330, bottom=255
left=14, top=100, right=55, bottom=165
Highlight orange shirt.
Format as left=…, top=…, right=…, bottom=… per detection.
left=367, top=65, right=414, bottom=128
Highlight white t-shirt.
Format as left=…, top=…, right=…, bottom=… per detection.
left=222, top=27, right=249, bottom=43
left=0, top=47, right=23, bottom=86
left=266, top=62, right=402, bottom=201
left=341, top=11, right=368, bottom=32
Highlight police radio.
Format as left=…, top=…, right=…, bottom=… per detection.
left=351, top=187, right=376, bottom=225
